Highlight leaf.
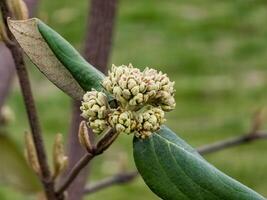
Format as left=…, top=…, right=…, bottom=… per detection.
left=0, top=133, right=41, bottom=193
left=133, top=126, right=266, bottom=200
left=37, top=20, right=105, bottom=92
left=8, top=18, right=104, bottom=100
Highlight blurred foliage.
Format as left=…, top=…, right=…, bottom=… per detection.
left=1, top=0, right=267, bottom=199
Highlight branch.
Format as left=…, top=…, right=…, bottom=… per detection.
left=57, top=153, right=94, bottom=195
left=56, top=128, right=118, bottom=195
left=0, top=0, right=38, bottom=111
left=84, top=171, right=139, bottom=195
left=0, top=2, right=56, bottom=199
left=197, top=131, right=267, bottom=155
left=65, top=1, right=118, bottom=200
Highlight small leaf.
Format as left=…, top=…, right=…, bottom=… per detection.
left=133, top=126, right=265, bottom=200
left=0, top=133, right=40, bottom=193
left=7, top=18, right=85, bottom=100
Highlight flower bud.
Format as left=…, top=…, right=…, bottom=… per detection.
left=136, top=106, right=165, bottom=139
left=108, top=110, right=136, bottom=134
left=24, top=131, right=41, bottom=175
left=53, top=134, right=68, bottom=179
left=81, top=90, right=109, bottom=121
left=7, top=0, right=29, bottom=20
left=78, top=121, right=93, bottom=152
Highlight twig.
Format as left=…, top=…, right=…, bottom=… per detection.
left=56, top=128, right=117, bottom=195
left=0, top=1, right=56, bottom=199
left=0, top=0, right=38, bottom=111
left=65, top=1, right=118, bottom=199
left=84, top=171, right=139, bottom=195
left=57, top=153, right=94, bottom=195
left=197, top=131, right=267, bottom=155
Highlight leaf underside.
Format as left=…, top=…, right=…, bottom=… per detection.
left=8, top=18, right=85, bottom=100
left=133, top=126, right=266, bottom=200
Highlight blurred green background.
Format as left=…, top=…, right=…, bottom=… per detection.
left=1, top=0, right=267, bottom=199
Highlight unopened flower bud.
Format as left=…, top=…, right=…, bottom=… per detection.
left=89, top=119, right=108, bottom=134
left=7, top=0, right=29, bottom=20
left=109, top=110, right=136, bottom=134
left=53, top=134, right=68, bottom=179
left=81, top=90, right=109, bottom=121
left=78, top=121, right=93, bottom=152
left=136, top=106, right=165, bottom=139
left=24, top=131, right=41, bottom=175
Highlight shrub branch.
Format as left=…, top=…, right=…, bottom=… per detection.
left=0, top=1, right=56, bottom=199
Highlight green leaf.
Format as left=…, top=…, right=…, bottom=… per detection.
left=37, top=20, right=105, bottom=92
left=8, top=18, right=104, bottom=99
left=133, top=126, right=266, bottom=200
left=0, top=133, right=41, bottom=193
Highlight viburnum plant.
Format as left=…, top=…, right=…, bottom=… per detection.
left=2, top=11, right=266, bottom=200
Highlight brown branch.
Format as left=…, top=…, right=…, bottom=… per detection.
left=63, top=101, right=88, bottom=200
left=65, top=1, right=118, bottom=200
left=197, top=131, right=267, bottom=155
left=56, top=128, right=116, bottom=196
left=84, top=171, right=139, bottom=195
left=0, top=1, right=57, bottom=199
left=57, top=153, right=95, bottom=195
left=0, top=0, right=38, bottom=111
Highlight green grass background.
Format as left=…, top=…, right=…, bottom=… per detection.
left=1, top=0, right=267, bottom=199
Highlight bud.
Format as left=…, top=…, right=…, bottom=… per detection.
left=0, top=105, right=15, bottom=125
left=0, top=16, right=9, bottom=43
left=80, top=90, right=109, bottom=121
left=89, top=119, right=109, bottom=134
left=78, top=121, right=93, bottom=152
left=53, top=133, right=68, bottom=179
left=136, top=106, right=165, bottom=139
left=24, top=131, right=41, bottom=175
left=7, top=0, right=29, bottom=20
left=102, top=64, right=147, bottom=109
left=108, top=110, right=136, bottom=134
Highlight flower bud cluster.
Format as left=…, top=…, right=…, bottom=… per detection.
left=102, top=64, right=147, bottom=108
left=102, top=64, right=176, bottom=111
left=136, top=106, right=165, bottom=139
left=81, top=64, right=176, bottom=139
left=108, top=110, right=136, bottom=134
left=143, top=68, right=176, bottom=111
left=80, top=90, right=110, bottom=134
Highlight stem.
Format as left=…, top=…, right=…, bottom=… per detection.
left=0, top=0, right=38, bottom=110
left=56, top=153, right=94, bottom=195
left=197, top=131, right=267, bottom=155
left=0, top=1, right=56, bottom=199
left=65, top=1, right=118, bottom=199
left=84, top=171, right=139, bottom=195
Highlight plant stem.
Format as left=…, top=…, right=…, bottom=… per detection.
left=197, top=131, right=267, bottom=155
left=65, top=1, right=118, bottom=199
left=0, top=0, right=38, bottom=111
left=56, top=153, right=94, bottom=195
left=83, top=171, right=139, bottom=195
left=0, top=1, right=56, bottom=199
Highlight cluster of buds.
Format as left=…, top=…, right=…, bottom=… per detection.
left=81, top=64, right=176, bottom=139
left=108, top=110, right=136, bottom=134
left=102, top=64, right=176, bottom=111
left=136, top=106, right=165, bottom=139
left=80, top=90, right=110, bottom=134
